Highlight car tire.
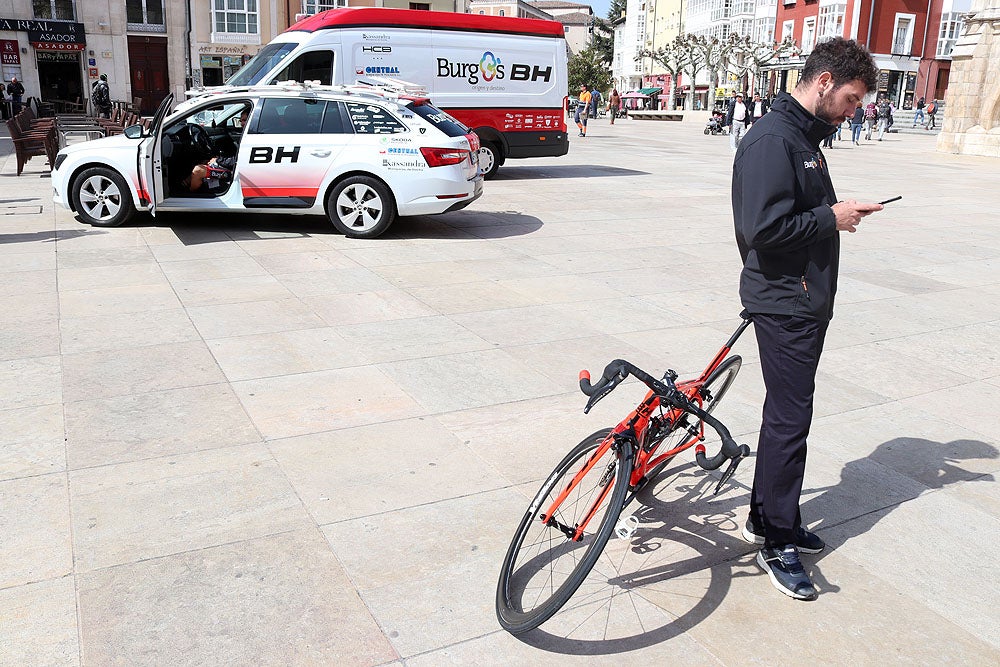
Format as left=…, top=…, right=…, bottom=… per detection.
left=478, top=142, right=503, bottom=180
left=326, top=175, right=396, bottom=239
left=71, top=167, right=136, bottom=228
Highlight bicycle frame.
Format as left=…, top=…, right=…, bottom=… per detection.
left=542, top=316, right=753, bottom=541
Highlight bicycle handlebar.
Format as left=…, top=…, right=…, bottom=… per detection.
left=578, top=358, right=750, bottom=492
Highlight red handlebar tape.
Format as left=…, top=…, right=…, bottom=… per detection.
left=579, top=370, right=590, bottom=382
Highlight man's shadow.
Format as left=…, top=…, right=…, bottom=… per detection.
left=800, top=437, right=997, bottom=594
left=516, top=436, right=996, bottom=654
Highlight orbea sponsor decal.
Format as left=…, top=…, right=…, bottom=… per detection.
left=436, top=51, right=552, bottom=85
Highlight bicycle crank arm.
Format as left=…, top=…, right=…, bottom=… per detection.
left=713, top=444, right=751, bottom=495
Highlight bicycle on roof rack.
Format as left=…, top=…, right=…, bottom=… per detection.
left=495, top=313, right=754, bottom=635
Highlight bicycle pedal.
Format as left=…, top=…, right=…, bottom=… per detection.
left=614, top=515, right=640, bottom=539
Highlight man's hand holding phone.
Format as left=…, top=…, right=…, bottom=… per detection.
left=831, top=199, right=885, bottom=233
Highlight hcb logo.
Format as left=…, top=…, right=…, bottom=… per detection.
left=249, top=146, right=301, bottom=163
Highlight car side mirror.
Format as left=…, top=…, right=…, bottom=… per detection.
left=123, top=124, right=145, bottom=139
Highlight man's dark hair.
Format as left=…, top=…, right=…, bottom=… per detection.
left=799, top=37, right=878, bottom=92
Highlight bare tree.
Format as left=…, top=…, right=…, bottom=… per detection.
left=637, top=36, right=689, bottom=111
left=691, top=33, right=741, bottom=110
left=728, top=35, right=800, bottom=95
left=678, top=34, right=707, bottom=110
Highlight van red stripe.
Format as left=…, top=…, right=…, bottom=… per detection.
left=289, top=8, right=565, bottom=38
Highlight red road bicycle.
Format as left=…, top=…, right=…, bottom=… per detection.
left=496, top=314, right=754, bottom=634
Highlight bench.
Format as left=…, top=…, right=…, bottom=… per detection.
left=6, top=111, right=58, bottom=175
left=627, top=110, right=684, bottom=121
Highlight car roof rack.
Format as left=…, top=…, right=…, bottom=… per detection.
left=177, top=78, right=433, bottom=111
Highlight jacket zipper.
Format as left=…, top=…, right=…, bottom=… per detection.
left=801, top=276, right=811, bottom=299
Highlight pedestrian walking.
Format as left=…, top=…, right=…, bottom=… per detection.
left=608, top=88, right=621, bottom=125
left=850, top=100, right=864, bottom=144
left=91, top=73, right=112, bottom=119
left=912, top=96, right=925, bottom=127
left=750, top=94, right=769, bottom=124
left=732, top=36, right=883, bottom=601
left=589, top=88, right=602, bottom=119
left=726, top=92, right=751, bottom=151
left=7, top=76, right=24, bottom=115
left=925, top=99, right=938, bottom=129
left=574, top=84, right=591, bottom=137
left=876, top=97, right=891, bottom=140
left=863, top=100, right=877, bottom=140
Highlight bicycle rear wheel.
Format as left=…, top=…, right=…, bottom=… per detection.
left=699, top=355, right=742, bottom=414
left=496, top=428, right=633, bottom=634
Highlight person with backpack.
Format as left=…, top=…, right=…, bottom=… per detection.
left=863, top=100, right=877, bottom=140
left=92, top=73, right=112, bottom=118
left=876, top=97, right=891, bottom=140
left=925, top=99, right=938, bottom=129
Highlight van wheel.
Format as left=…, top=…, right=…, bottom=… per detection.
left=71, top=167, right=136, bottom=227
left=479, top=143, right=503, bottom=180
left=326, top=175, right=396, bottom=239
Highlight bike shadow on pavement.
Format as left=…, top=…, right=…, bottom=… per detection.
left=129, top=210, right=543, bottom=243
left=514, top=436, right=996, bottom=655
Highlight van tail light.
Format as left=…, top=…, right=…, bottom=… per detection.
left=420, top=146, right=470, bottom=167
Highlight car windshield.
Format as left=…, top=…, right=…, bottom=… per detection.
left=406, top=102, right=469, bottom=137
left=227, top=43, right=297, bottom=86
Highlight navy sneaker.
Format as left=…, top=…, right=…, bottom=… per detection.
left=742, top=519, right=825, bottom=554
left=756, top=545, right=818, bottom=600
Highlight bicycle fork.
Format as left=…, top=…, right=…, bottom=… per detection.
left=541, top=433, right=636, bottom=542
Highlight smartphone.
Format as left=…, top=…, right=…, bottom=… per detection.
left=878, top=196, right=902, bottom=205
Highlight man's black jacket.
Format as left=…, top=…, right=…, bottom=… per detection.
left=732, top=92, right=840, bottom=321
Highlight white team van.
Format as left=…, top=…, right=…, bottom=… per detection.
left=223, top=7, right=569, bottom=178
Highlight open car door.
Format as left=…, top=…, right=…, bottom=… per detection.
left=137, top=93, right=174, bottom=216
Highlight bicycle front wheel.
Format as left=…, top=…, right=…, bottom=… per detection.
left=496, top=428, right=633, bottom=634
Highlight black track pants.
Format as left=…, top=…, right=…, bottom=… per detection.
left=748, top=313, right=829, bottom=547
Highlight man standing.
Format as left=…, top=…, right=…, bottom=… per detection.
left=750, top=94, right=769, bottom=124
left=732, top=37, right=883, bottom=601
left=574, top=84, right=591, bottom=137
left=92, top=73, right=112, bottom=118
left=726, top=92, right=751, bottom=150
left=7, top=76, right=24, bottom=115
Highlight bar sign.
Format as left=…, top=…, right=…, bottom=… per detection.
left=0, top=39, right=19, bottom=65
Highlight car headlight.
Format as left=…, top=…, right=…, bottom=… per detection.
left=53, top=153, right=67, bottom=171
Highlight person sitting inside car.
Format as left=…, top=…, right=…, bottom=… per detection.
left=182, top=107, right=250, bottom=192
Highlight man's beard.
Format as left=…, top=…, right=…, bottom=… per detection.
left=814, top=95, right=844, bottom=126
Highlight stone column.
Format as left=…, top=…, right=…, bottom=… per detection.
left=938, top=2, right=1000, bottom=156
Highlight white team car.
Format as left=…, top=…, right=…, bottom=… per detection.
left=52, top=82, right=483, bottom=238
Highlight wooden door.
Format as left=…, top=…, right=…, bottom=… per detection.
left=127, top=36, right=169, bottom=114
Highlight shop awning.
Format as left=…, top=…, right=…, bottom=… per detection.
left=638, top=87, right=662, bottom=95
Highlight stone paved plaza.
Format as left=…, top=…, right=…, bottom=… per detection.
left=1, top=116, right=999, bottom=666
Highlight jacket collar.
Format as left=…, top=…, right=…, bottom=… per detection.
left=771, top=92, right=837, bottom=147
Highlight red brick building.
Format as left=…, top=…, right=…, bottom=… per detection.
left=767, top=0, right=970, bottom=109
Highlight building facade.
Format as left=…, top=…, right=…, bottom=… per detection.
left=466, top=0, right=553, bottom=18
left=0, top=1, right=461, bottom=117
left=612, top=0, right=645, bottom=91
left=769, top=0, right=970, bottom=108
left=527, top=1, right=594, bottom=53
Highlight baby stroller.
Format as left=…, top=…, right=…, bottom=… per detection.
left=705, top=111, right=726, bottom=135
